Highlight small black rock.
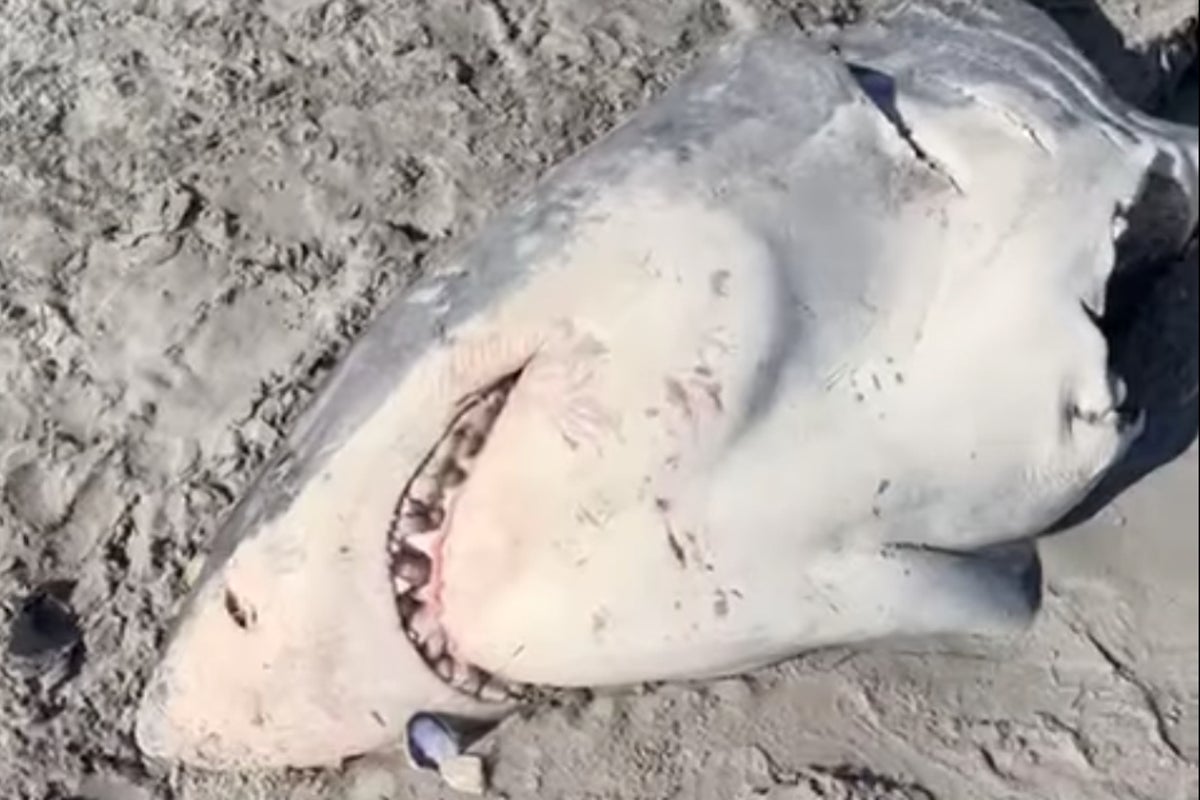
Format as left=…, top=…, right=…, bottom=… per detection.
left=6, top=583, right=84, bottom=687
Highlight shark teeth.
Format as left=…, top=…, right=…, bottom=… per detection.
left=387, top=373, right=523, bottom=702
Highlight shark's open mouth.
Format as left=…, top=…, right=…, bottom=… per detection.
left=387, top=371, right=524, bottom=702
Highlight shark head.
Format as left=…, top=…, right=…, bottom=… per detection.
left=137, top=0, right=1197, bottom=770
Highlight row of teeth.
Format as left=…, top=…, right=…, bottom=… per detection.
left=388, top=375, right=522, bottom=703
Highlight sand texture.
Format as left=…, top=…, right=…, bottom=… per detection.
left=0, top=1, right=1196, bottom=798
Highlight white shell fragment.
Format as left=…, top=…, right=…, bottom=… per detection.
left=439, top=755, right=488, bottom=796
left=136, top=0, right=1199, bottom=771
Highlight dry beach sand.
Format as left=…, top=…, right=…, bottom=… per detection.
left=0, top=1, right=1197, bottom=798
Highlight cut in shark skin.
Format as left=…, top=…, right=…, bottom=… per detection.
left=136, top=0, right=1199, bottom=769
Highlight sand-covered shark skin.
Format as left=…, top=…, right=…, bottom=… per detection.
left=136, top=0, right=1199, bottom=769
